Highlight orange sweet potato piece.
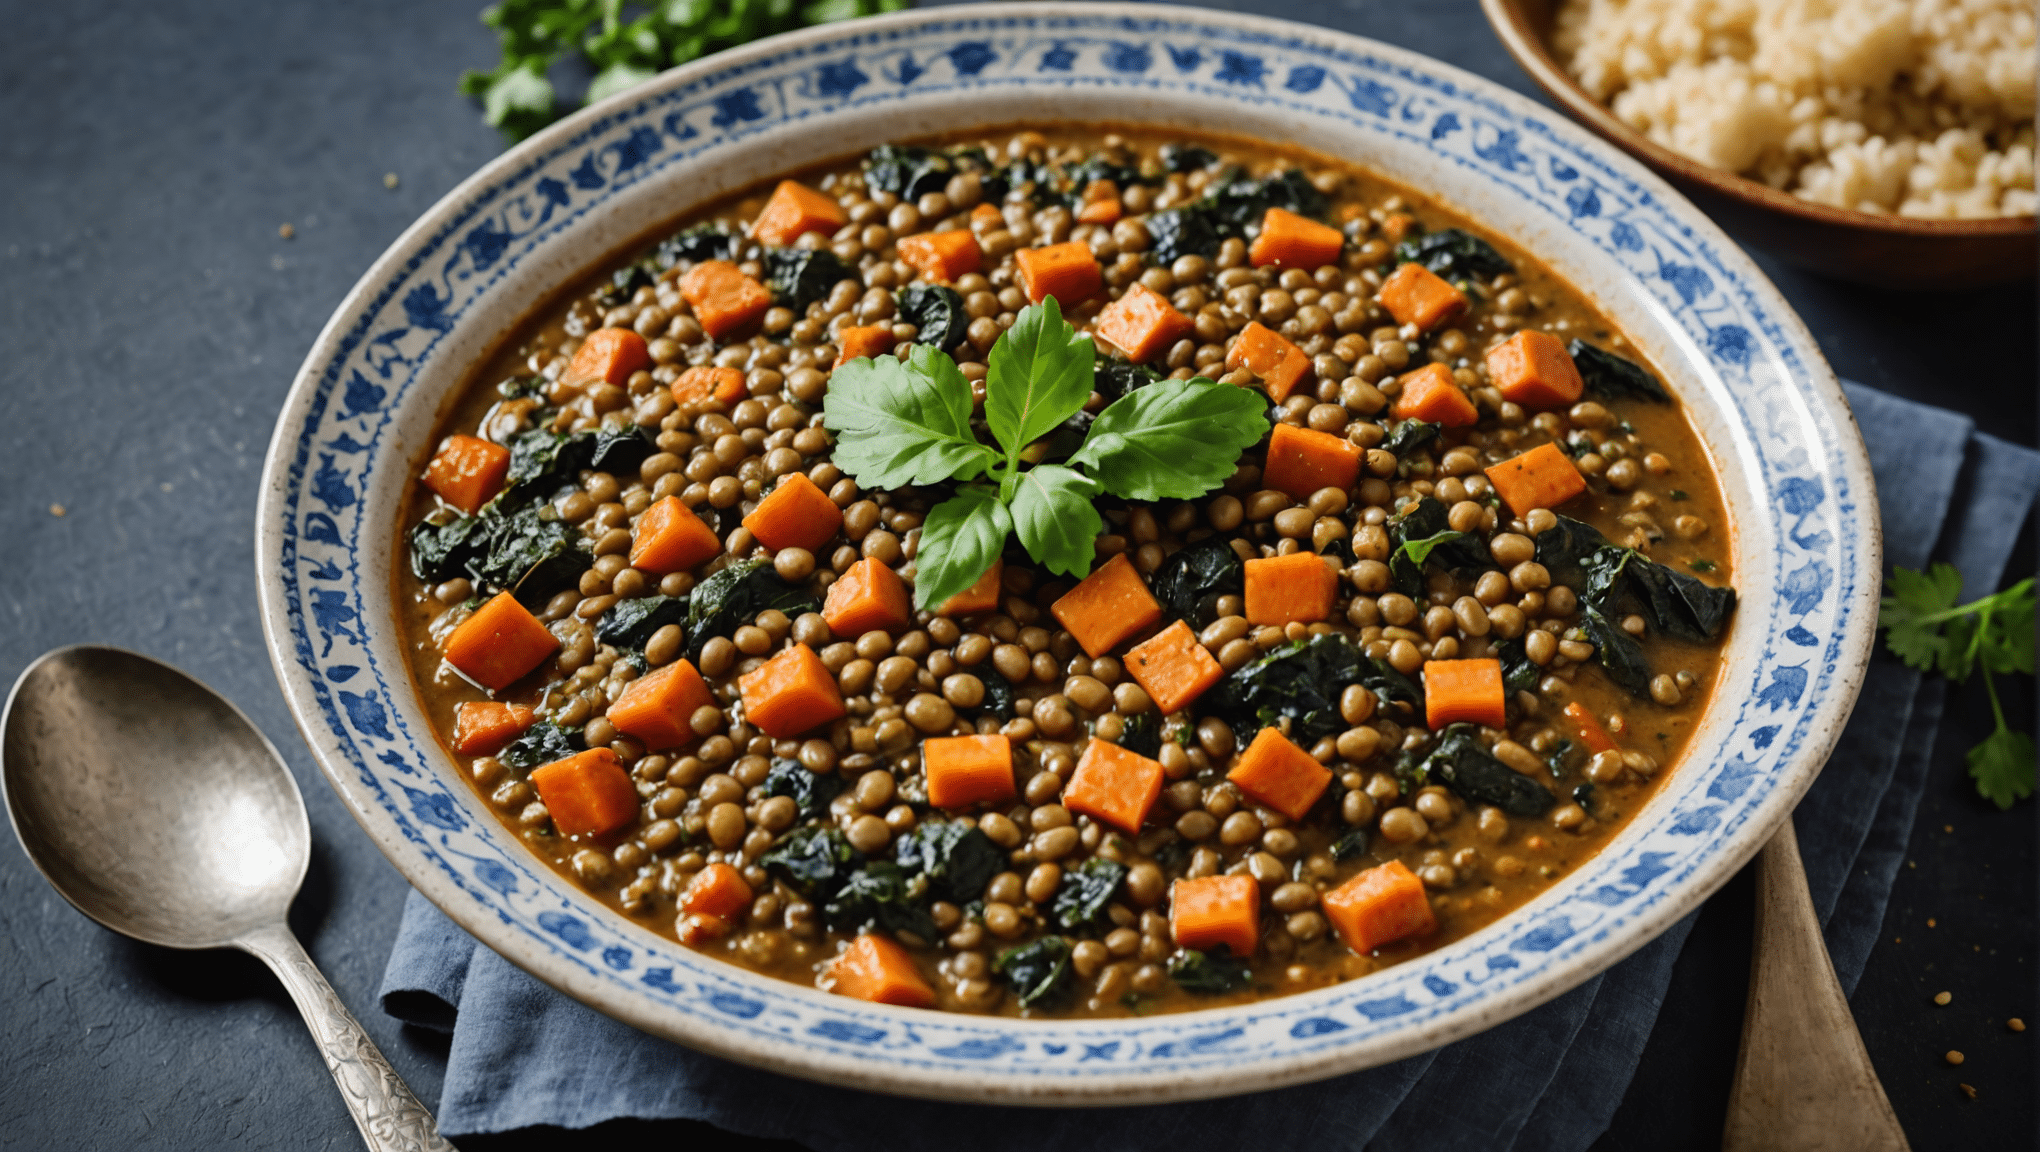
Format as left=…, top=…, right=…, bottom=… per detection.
left=834, top=325, right=897, bottom=368
left=738, top=643, right=846, bottom=738
left=1225, top=322, right=1312, bottom=401
left=1486, top=329, right=1584, bottom=409
left=679, top=260, right=772, bottom=341
left=606, top=659, right=716, bottom=751
left=1378, top=262, right=1466, bottom=332
left=1423, top=658, right=1508, bottom=730
left=822, top=558, right=913, bottom=637
left=677, top=912, right=732, bottom=946
left=1243, top=552, right=1338, bottom=627
left=1485, top=442, right=1587, bottom=518
left=970, top=202, right=1003, bottom=230
left=671, top=364, right=748, bottom=407
left=1094, top=283, right=1193, bottom=364
left=827, top=934, right=937, bottom=1008
left=444, top=592, right=560, bottom=691
left=1124, top=620, right=1223, bottom=714
left=1169, top=874, right=1260, bottom=959
left=453, top=701, right=535, bottom=756
left=896, top=229, right=983, bottom=282
left=424, top=434, right=512, bottom=515
left=751, top=179, right=848, bottom=247
left=1249, top=207, right=1344, bottom=269
left=1065, top=740, right=1164, bottom=835
left=680, top=861, right=754, bottom=919
left=1262, top=423, right=1361, bottom=500
left=631, top=495, right=722, bottom=576
left=742, top=472, right=843, bottom=553
left=1323, top=860, right=1437, bottom=954
left=1014, top=241, right=1102, bottom=306
left=1563, top=701, right=1621, bottom=756
left=1050, top=553, right=1163, bottom=658
left=529, top=748, right=638, bottom=838
left=1390, top=362, right=1479, bottom=428
left=923, top=734, right=1016, bottom=810
left=565, top=327, right=652, bottom=386
left=1227, top=726, right=1333, bottom=821
left=937, top=558, right=1002, bottom=617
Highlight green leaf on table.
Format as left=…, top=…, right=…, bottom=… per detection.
left=1879, top=562, right=1967, bottom=676
left=1968, top=725, right=2036, bottom=809
left=912, top=486, right=1012, bottom=611
left=586, top=61, right=658, bottom=104
left=1008, top=464, right=1102, bottom=579
left=476, top=58, right=558, bottom=141
left=1068, top=376, right=1267, bottom=501
left=821, top=347, right=996, bottom=489
left=985, top=299, right=1094, bottom=461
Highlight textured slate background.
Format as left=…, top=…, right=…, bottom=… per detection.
left=0, top=0, right=2030, bottom=1148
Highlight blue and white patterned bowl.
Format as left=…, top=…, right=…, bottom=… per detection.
left=256, top=2, right=1878, bottom=1104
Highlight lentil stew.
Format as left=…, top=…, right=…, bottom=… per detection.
left=397, top=125, right=1736, bottom=1018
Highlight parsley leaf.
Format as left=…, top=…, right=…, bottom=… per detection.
left=1069, top=377, right=1267, bottom=501
left=1879, top=565, right=2036, bottom=809
left=1010, top=465, right=1103, bottom=578
left=912, top=486, right=1011, bottom=611
left=821, top=346, right=996, bottom=488
left=985, top=296, right=1094, bottom=469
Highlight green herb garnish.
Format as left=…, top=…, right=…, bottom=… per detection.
left=823, top=299, right=1267, bottom=609
left=1688, top=558, right=1717, bottom=573
left=1879, top=563, right=2035, bottom=808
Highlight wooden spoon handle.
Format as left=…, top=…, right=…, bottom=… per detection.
left=1722, top=819, right=1909, bottom=1152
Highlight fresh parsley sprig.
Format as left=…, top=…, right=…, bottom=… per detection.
left=823, top=299, right=1268, bottom=610
left=1879, top=563, right=2036, bottom=808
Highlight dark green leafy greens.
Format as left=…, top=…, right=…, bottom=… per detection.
left=1418, top=724, right=1555, bottom=816
left=1578, top=607, right=1654, bottom=697
left=823, top=862, right=937, bottom=940
left=1094, top=359, right=1162, bottom=402
left=892, top=821, right=1003, bottom=904
left=762, top=758, right=845, bottom=819
left=502, top=427, right=596, bottom=505
left=759, top=825, right=861, bottom=901
left=498, top=721, right=581, bottom=771
left=1049, top=859, right=1126, bottom=933
left=1167, top=946, right=1253, bottom=994
left=1568, top=341, right=1670, bottom=403
left=1329, top=828, right=1370, bottom=862
left=1392, top=228, right=1513, bottom=281
left=1379, top=419, right=1442, bottom=459
left=1145, top=169, right=1329, bottom=262
left=897, top=283, right=968, bottom=350
left=1536, top=516, right=1735, bottom=644
left=862, top=144, right=998, bottom=200
left=1202, top=633, right=1422, bottom=745
left=1386, top=496, right=1496, bottom=598
left=1879, top=563, right=2035, bottom=807
left=1118, top=710, right=1162, bottom=759
left=994, top=936, right=1073, bottom=1008
left=683, top=560, right=818, bottom=661
left=588, top=424, right=656, bottom=475
left=594, top=595, right=687, bottom=650
left=1159, top=143, right=1218, bottom=172
left=1149, top=537, right=1244, bottom=626
left=764, top=248, right=854, bottom=313
left=1492, top=636, right=1541, bottom=697
left=474, top=504, right=588, bottom=607
left=654, top=224, right=738, bottom=267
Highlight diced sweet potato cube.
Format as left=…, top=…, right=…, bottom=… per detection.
left=1094, top=283, right=1194, bottom=364
left=681, top=861, right=754, bottom=919
left=679, top=260, right=771, bottom=341
left=834, top=324, right=896, bottom=368
left=1124, top=620, right=1223, bottom=714
left=671, top=364, right=747, bottom=407
left=751, top=179, right=848, bottom=247
left=1063, top=740, right=1164, bottom=835
left=1323, top=860, right=1437, bottom=954
left=827, top=934, right=937, bottom=1008
left=896, top=230, right=983, bottom=282
left=1484, top=442, right=1587, bottom=518
left=1243, top=552, right=1338, bottom=627
left=1225, top=322, right=1312, bottom=401
left=1563, top=701, right=1621, bottom=755
left=822, top=558, right=913, bottom=638
left=923, top=734, right=1016, bottom=810
left=631, top=495, right=722, bottom=576
left=1486, top=329, right=1584, bottom=409
left=1261, top=423, right=1361, bottom=500
left=424, top=434, right=512, bottom=515
left=529, top=748, right=637, bottom=838
left=937, top=558, right=1002, bottom=617
left=1050, top=553, right=1162, bottom=658
left=1227, top=726, right=1333, bottom=821
left=1423, top=658, right=1508, bottom=730
left=738, top=643, right=846, bottom=738
left=1249, top=207, right=1344, bottom=269
left=1170, top=874, right=1260, bottom=958
left=565, top=327, right=652, bottom=386
left=1014, top=241, right=1101, bottom=306
left=1391, top=362, right=1479, bottom=428
left=443, top=592, right=559, bottom=691
left=606, top=659, right=716, bottom=751
left=453, top=701, right=535, bottom=756
left=742, top=472, right=843, bottom=553
left=1378, top=262, right=1466, bottom=332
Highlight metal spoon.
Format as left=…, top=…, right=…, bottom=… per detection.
left=2, top=645, right=453, bottom=1152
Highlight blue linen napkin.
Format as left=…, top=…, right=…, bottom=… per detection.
left=380, top=382, right=2040, bottom=1150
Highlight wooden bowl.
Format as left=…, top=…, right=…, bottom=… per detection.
left=1483, top=0, right=2037, bottom=288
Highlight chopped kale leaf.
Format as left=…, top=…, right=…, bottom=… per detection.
left=759, top=825, right=861, bottom=901
left=1392, top=227, right=1513, bottom=281
left=994, top=936, right=1073, bottom=1008
left=594, top=594, right=687, bottom=650
left=683, top=559, right=818, bottom=661
left=762, top=757, right=846, bottom=819
left=1159, top=143, right=1218, bottom=172
left=897, top=283, right=968, bottom=350
left=1118, top=710, right=1162, bottom=759
left=1150, top=537, right=1244, bottom=626
left=824, top=862, right=937, bottom=940
left=1050, top=858, right=1127, bottom=934
left=1568, top=341, right=1670, bottom=404
left=498, top=721, right=581, bottom=770
left=587, top=423, right=656, bottom=475
left=652, top=224, right=737, bottom=268
left=1420, top=724, right=1555, bottom=816
left=1329, top=828, right=1370, bottom=862
left=1379, top=419, right=1442, bottom=459
left=1167, top=946, right=1253, bottom=994
left=893, top=820, right=1004, bottom=905
left=1094, top=359, right=1162, bottom=402
left=1202, top=633, right=1422, bottom=745
left=764, top=247, right=854, bottom=314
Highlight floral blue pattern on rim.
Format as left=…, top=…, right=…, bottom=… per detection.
left=257, top=4, right=1870, bottom=1101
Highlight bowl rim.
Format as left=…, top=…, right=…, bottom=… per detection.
left=1479, top=0, right=2038, bottom=238
left=254, top=0, right=1882, bottom=1104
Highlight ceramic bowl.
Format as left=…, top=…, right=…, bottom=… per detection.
left=256, top=2, right=1879, bottom=1105
left=1482, top=0, right=2037, bottom=289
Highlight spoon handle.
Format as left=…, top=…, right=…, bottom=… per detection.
left=240, top=922, right=457, bottom=1152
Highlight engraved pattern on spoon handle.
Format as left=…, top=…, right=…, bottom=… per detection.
left=240, top=922, right=456, bottom=1152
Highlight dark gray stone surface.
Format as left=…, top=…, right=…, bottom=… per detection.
left=0, top=1, right=2030, bottom=1148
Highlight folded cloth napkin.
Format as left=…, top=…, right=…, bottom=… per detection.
left=381, top=382, right=2040, bottom=1151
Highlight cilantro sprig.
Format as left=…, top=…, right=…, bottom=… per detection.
left=823, top=299, right=1268, bottom=610
left=1878, top=563, right=2036, bottom=808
